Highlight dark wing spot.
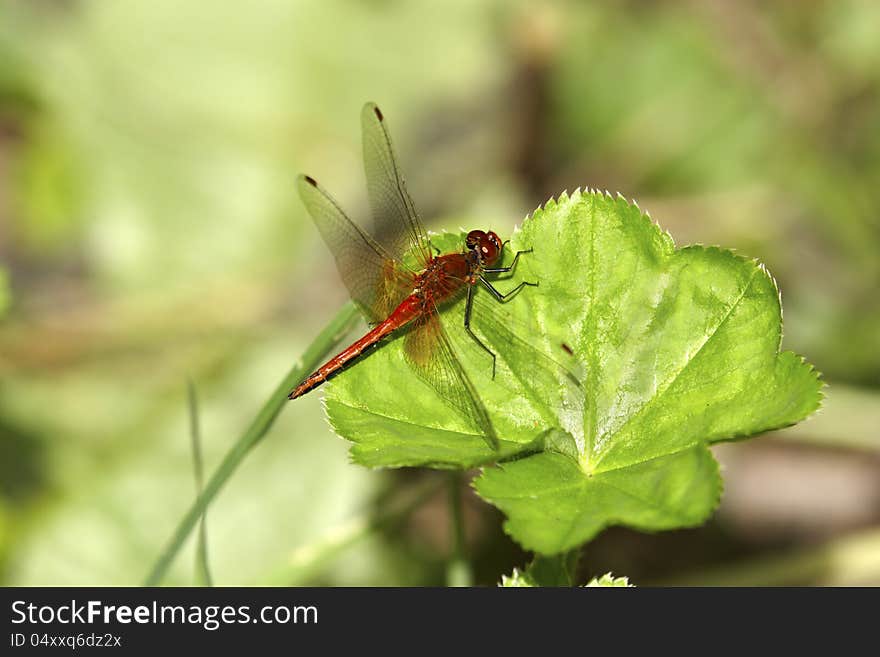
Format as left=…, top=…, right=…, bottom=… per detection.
left=373, top=105, right=384, bottom=121
left=303, top=175, right=318, bottom=187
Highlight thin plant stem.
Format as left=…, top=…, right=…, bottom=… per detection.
left=446, top=470, right=472, bottom=587
left=144, top=302, right=361, bottom=586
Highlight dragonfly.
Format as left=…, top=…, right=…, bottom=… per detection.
left=289, top=103, right=564, bottom=449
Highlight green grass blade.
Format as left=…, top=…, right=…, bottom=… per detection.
left=144, top=302, right=361, bottom=586
left=187, top=379, right=213, bottom=587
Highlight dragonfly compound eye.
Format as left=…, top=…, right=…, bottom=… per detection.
left=466, top=230, right=484, bottom=250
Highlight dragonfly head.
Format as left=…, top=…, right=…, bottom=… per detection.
left=466, top=230, right=503, bottom=266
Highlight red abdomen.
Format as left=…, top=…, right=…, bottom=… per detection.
left=288, top=295, right=423, bottom=399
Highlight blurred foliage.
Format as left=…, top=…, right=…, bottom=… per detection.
left=0, top=268, right=8, bottom=315
left=1, top=0, right=879, bottom=585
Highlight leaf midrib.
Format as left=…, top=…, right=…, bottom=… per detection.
left=583, top=193, right=599, bottom=464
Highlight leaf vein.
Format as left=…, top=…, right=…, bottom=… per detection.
left=595, top=266, right=760, bottom=465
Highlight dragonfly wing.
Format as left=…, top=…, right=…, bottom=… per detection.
left=361, top=102, right=433, bottom=267
left=403, top=308, right=498, bottom=449
left=296, top=174, right=415, bottom=323
left=467, top=288, right=584, bottom=432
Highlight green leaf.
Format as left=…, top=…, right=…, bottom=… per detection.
left=478, top=447, right=721, bottom=554
left=501, top=570, right=633, bottom=587
left=325, top=189, right=822, bottom=553
left=499, top=569, right=531, bottom=587
left=586, top=573, right=632, bottom=587
left=499, top=554, right=632, bottom=588
left=502, top=570, right=633, bottom=587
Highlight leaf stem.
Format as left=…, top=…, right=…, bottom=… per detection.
left=526, top=550, right=580, bottom=586
left=446, top=470, right=472, bottom=587
left=143, top=302, right=361, bottom=586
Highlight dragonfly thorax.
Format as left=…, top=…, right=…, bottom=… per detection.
left=415, top=253, right=471, bottom=302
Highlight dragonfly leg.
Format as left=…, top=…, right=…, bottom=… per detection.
left=483, top=248, right=533, bottom=274
left=464, top=283, right=497, bottom=379
left=478, top=275, right=538, bottom=302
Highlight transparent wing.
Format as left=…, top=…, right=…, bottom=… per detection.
left=433, top=270, right=583, bottom=432
left=361, top=102, right=433, bottom=267
left=428, top=264, right=582, bottom=394
left=404, top=308, right=498, bottom=449
left=296, top=174, right=415, bottom=323
left=465, top=285, right=584, bottom=429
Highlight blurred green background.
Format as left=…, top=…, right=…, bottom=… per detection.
left=1, top=0, right=879, bottom=586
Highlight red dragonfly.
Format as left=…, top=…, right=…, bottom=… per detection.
left=289, top=103, right=549, bottom=448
